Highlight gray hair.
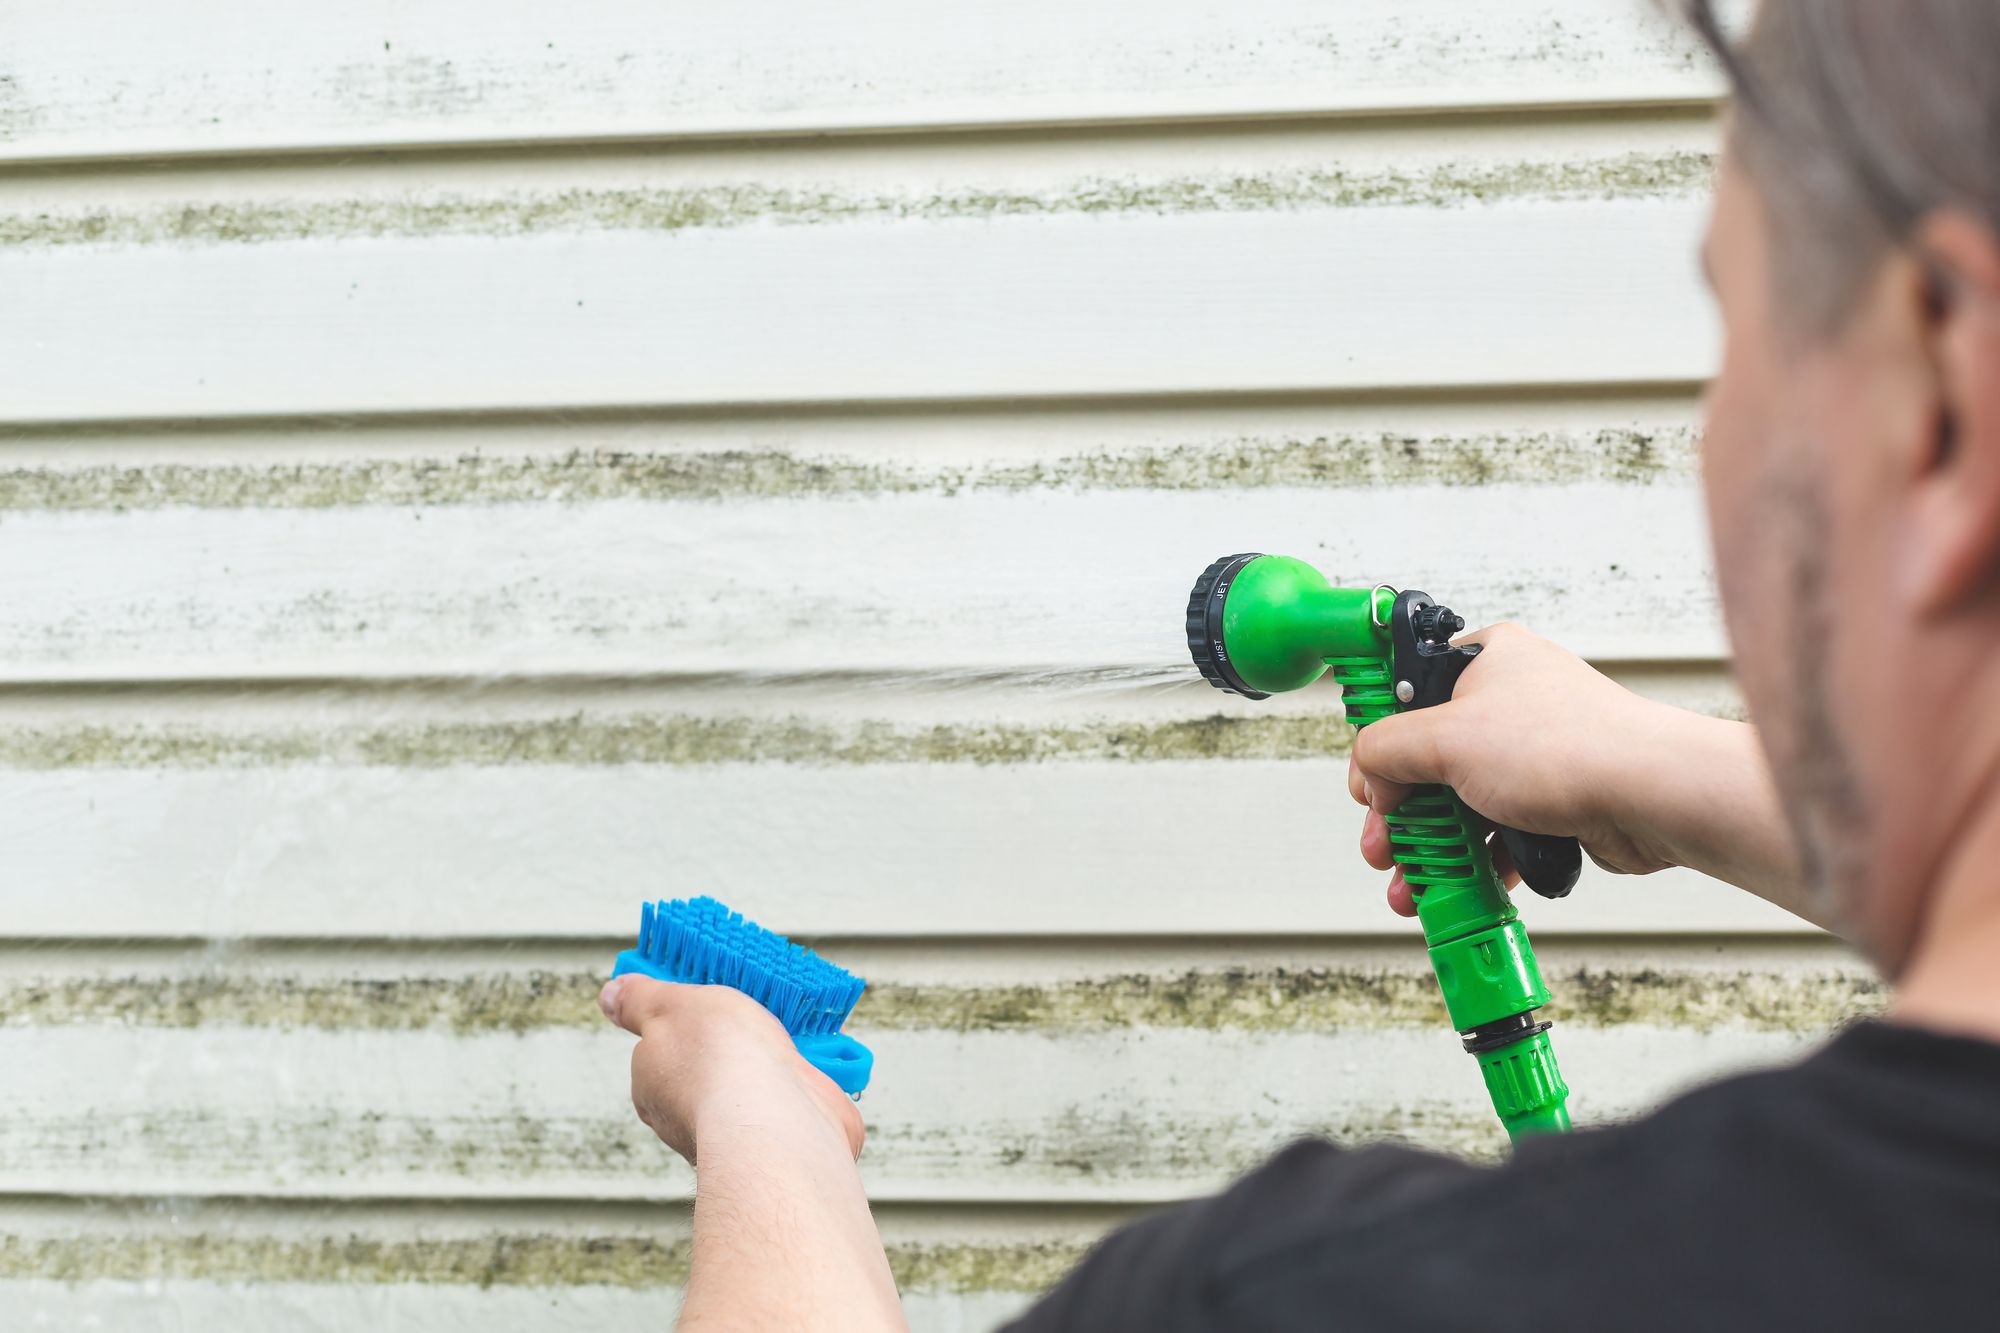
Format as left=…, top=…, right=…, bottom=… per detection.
left=1688, top=0, right=2000, bottom=335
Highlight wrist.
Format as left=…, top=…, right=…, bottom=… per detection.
left=689, top=1046, right=867, bottom=1167
left=1573, top=693, right=1709, bottom=874
left=1587, top=703, right=1799, bottom=893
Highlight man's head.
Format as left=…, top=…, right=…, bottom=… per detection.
left=1695, top=0, right=2000, bottom=974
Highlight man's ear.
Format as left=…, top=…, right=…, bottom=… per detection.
left=1902, top=210, right=2000, bottom=618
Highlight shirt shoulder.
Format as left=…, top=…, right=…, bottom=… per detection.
left=1001, top=1138, right=1476, bottom=1333
left=1005, top=1022, right=2000, bottom=1333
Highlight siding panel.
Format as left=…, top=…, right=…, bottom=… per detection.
left=0, top=938, right=1873, bottom=1200
left=1, top=202, right=1712, bottom=423
left=1, top=1, right=1718, bottom=161
left=0, top=483, right=1719, bottom=680
left=0, top=1024, right=1828, bottom=1200
left=0, top=762, right=1806, bottom=938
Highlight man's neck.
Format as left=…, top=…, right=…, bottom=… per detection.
left=1891, top=785, right=2000, bottom=1044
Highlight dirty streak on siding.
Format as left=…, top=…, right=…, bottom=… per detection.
left=0, top=1105, right=1508, bottom=1183
left=891, top=1241, right=1096, bottom=1295
left=0, top=1231, right=1091, bottom=1294
left=0, top=153, right=1716, bottom=248
left=0, top=967, right=1884, bottom=1036
left=861, top=967, right=1884, bottom=1035
left=867, top=1105, right=1516, bottom=1175
left=0, top=713, right=1355, bottom=770
left=0, top=971, right=608, bottom=1037
left=0, top=1232, right=694, bottom=1289
left=0, top=680, right=1759, bottom=769
left=0, top=428, right=1700, bottom=510
left=0, top=1112, right=672, bottom=1184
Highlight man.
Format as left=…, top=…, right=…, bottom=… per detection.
left=593, top=2, right=2000, bottom=1326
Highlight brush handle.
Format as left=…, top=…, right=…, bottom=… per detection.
left=795, top=1033, right=874, bottom=1097
left=611, top=952, right=875, bottom=1095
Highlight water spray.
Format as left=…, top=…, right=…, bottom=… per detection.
left=1186, top=554, right=1581, bottom=1142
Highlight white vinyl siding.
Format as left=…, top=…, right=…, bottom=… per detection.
left=0, top=2, right=1863, bottom=1328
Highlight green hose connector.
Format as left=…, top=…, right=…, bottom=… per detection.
left=1479, top=1026, right=1571, bottom=1139
left=1390, top=782, right=1571, bottom=1140
left=1188, top=554, right=1575, bottom=1145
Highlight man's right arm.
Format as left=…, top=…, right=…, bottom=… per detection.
left=1346, top=623, right=1821, bottom=929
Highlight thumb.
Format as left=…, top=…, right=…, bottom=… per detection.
left=1351, top=707, right=1455, bottom=817
left=598, top=973, right=689, bottom=1036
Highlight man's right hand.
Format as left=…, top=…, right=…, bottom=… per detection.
left=1347, top=622, right=1815, bottom=926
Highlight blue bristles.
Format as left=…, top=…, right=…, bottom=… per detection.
left=624, top=896, right=867, bottom=1037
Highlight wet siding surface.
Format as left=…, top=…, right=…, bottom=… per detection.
left=0, top=4, right=1865, bottom=1329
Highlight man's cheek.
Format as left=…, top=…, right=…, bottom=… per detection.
left=1702, top=376, right=1786, bottom=618
left=1701, top=376, right=1762, bottom=544
left=1706, top=467, right=1794, bottom=740
left=1704, top=443, right=1767, bottom=640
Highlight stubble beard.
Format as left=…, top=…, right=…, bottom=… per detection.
left=1762, top=473, right=1873, bottom=944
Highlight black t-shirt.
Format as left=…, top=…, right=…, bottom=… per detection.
left=1004, top=1021, right=2000, bottom=1331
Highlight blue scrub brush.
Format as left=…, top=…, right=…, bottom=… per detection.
left=613, top=896, right=874, bottom=1095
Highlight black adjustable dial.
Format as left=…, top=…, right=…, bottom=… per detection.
left=1185, top=553, right=1268, bottom=699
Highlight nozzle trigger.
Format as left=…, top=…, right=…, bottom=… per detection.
left=1390, top=589, right=1584, bottom=900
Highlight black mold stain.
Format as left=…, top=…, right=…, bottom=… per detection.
left=0, top=429, right=1699, bottom=512
left=0, top=712, right=1358, bottom=771
left=0, top=964, right=1882, bottom=1036
left=0, top=1229, right=1094, bottom=1293
left=0, top=153, right=1717, bottom=249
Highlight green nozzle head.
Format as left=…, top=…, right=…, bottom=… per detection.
left=1185, top=554, right=1392, bottom=697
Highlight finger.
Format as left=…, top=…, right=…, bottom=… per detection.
left=1385, top=866, right=1418, bottom=917
left=599, top=973, right=696, bottom=1037
left=1486, top=828, right=1522, bottom=891
left=1450, top=624, right=1499, bottom=651
left=1347, top=755, right=1369, bottom=807
left=1359, top=807, right=1397, bottom=871
left=1364, top=774, right=1415, bottom=821
left=1351, top=706, right=1457, bottom=797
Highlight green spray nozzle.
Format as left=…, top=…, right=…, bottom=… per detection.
left=1184, top=553, right=1394, bottom=696
left=1185, top=552, right=1578, bottom=1144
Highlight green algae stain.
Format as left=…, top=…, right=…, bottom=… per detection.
left=0, top=428, right=1698, bottom=513
left=0, top=1228, right=1094, bottom=1293
left=0, top=965, right=1882, bottom=1038
left=856, top=969, right=1448, bottom=1034
left=1541, top=966, right=1888, bottom=1032
left=975, top=428, right=1698, bottom=493
left=865, top=1101, right=1511, bottom=1182
left=0, top=971, right=605, bottom=1035
left=853, top=966, right=1884, bottom=1035
left=889, top=1241, right=1096, bottom=1294
left=21, top=1106, right=671, bottom=1182
left=0, top=450, right=916, bottom=511
left=0, top=152, right=1716, bottom=249
left=0, top=1233, right=692, bottom=1289
left=0, top=712, right=1358, bottom=772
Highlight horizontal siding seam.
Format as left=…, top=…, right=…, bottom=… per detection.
left=0, top=97, right=1724, bottom=173
left=0, top=386, right=1717, bottom=441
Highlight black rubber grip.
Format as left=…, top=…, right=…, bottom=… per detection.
left=1498, top=825, right=1583, bottom=899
